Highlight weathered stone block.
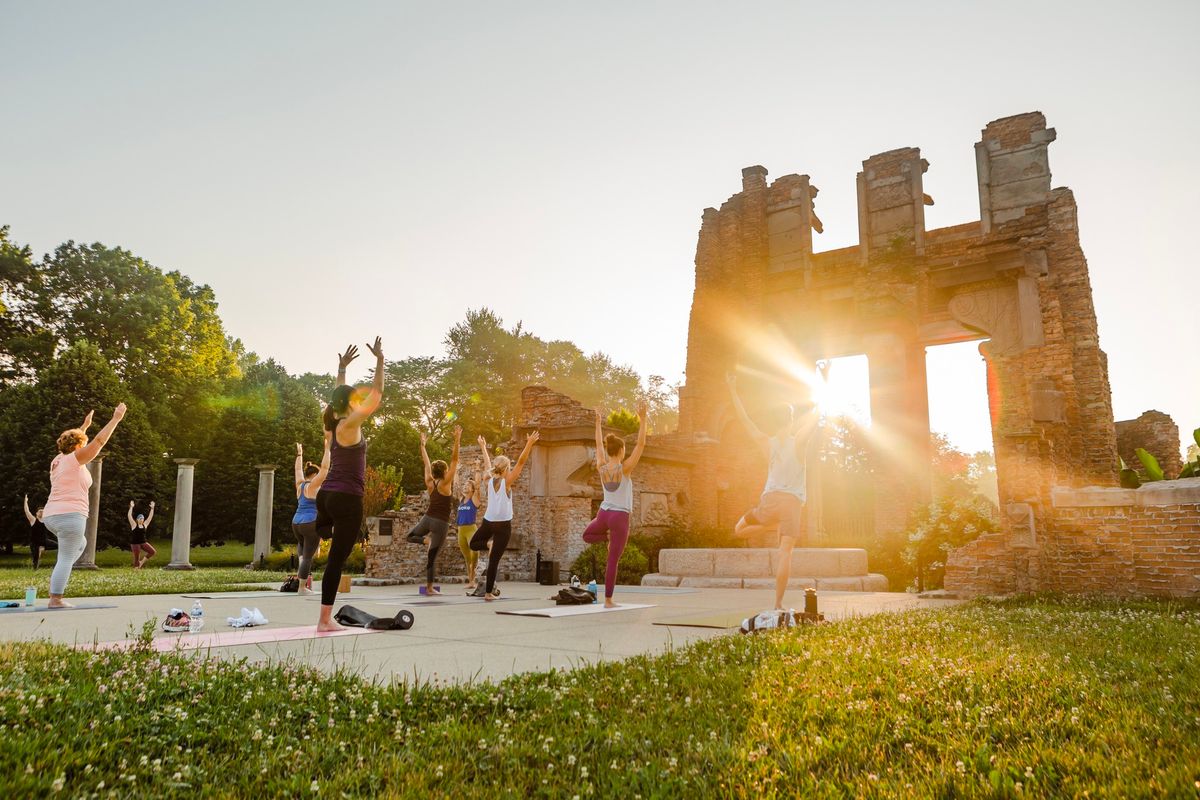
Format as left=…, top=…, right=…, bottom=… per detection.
left=680, top=577, right=744, bottom=589
left=816, top=577, right=865, bottom=591
left=659, top=549, right=714, bottom=577
left=778, top=549, right=851, bottom=577
left=862, top=574, right=890, bottom=592
left=743, top=577, right=817, bottom=590
left=712, top=549, right=772, bottom=577
left=640, top=573, right=681, bottom=587
left=837, top=549, right=869, bottom=575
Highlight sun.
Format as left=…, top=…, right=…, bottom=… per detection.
left=810, top=356, right=871, bottom=425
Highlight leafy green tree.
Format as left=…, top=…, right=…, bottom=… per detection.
left=191, top=359, right=323, bottom=546
left=0, top=226, right=54, bottom=381
left=0, top=341, right=168, bottom=550
left=605, top=407, right=640, bottom=435
left=366, top=416, right=438, bottom=495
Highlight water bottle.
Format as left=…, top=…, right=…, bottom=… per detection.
left=586, top=579, right=598, bottom=601
left=190, top=600, right=204, bottom=633
left=24, top=586, right=36, bottom=607
left=570, top=574, right=581, bottom=589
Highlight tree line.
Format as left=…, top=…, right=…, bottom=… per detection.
left=0, top=226, right=670, bottom=551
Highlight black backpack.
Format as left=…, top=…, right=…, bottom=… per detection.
left=280, top=576, right=300, bottom=593
left=554, top=586, right=596, bottom=606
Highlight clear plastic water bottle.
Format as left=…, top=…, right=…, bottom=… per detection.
left=586, top=579, right=598, bottom=601
left=24, top=586, right=36, bottom=607
left=190, top=600, right=204, bottom=632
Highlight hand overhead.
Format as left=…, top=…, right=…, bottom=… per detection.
left=338, top=345, right=359, bottom=371
left=366, top=337, right=384, bottom=359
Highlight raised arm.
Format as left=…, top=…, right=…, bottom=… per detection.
left=345, top=337, right=385, bottom=424
left=74, top=403, right=126, bottom=466
left=622, top=400, right=650, bottom=475
left=419, top=431, right=433, bottom=490
left=444, top=426, right=462, bottom=491
left=794, top=404, right=821, bottom=463
left=471, top=469, right=483, bottom=504
left=294, top=443, right=305, bottom=492
left=593, top=409, right=605, bottom=470
left=127, top=501, right=136, bottom=529
left=144, top=501, right=155, bottom=527
left=23, top=495, right=35, bottom=526
left=506, top=430, right=540, bottom=485
left=726, top=374, right=767, bottom=450
left=477, top=435, right=492, bottom=476
left=336, top=345, right=359, bottom=387
left=307, top=440, right=333, bottom=495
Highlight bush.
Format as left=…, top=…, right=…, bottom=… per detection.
left=902, top=494, right=998, bottom=591
left=259, top=542, right=366, bottom=574
left=570, top=541, right=649, bottom=586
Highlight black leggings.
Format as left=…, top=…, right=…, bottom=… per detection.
left=292, top=521, right=320, bottom=581
left=469, top=519, right=512, bottom=595
left=408, top=515, right=450, bottom=586
left=314, top=490, right=363, bottom=606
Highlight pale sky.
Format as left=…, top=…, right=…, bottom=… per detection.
left=3, top=1, right=1197, bottom=456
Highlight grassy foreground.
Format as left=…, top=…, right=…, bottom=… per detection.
left=1, top=598, right=1198, bottom=798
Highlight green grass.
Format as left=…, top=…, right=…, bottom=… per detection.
left=0, top=566, right=290, bottom=601
left=1, top=538, right=255, bottom=569
left=1, top=598, right=1197, bottom=798
left=0, top=538, right=363, bottom=600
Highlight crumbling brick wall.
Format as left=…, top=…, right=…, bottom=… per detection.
left=1116, top=410, right=1183, bottom=478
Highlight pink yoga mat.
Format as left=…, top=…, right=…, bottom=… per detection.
left=85, top=625, right=381, bottom=653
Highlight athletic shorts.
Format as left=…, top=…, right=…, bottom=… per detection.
left=744, top=491, right=806, bottom=544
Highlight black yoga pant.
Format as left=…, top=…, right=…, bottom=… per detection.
left=408, top=515, right=449, bottom=586
left=292, top=521, right=320, bottom=581
left=469, top=519, right=512, bottom=595
left=315, top=490, right=363, bottom=606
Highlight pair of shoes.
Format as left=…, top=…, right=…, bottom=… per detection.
left=162, top=609, right=196, bottom=633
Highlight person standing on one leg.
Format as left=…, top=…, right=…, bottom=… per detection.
left=314, top=338, right=385, bottom=632
left=22, top=495, right=50, bottom=570
left=455, top=466, right=483, bottom=593
left=127, top=501, right=157, bottom=568
left=727, top=373, right=819, bottom=611
left=470, top=430, right=539, bottom=601
left=406, top=426, right=461, bottom=596
left=292, top=440, right=331, bottom=595
left=44, top=404, right=127, bottom=608
left=582, top=401, right=649, bottom=608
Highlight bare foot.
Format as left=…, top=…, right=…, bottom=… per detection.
left=48, top=599, right=73, bottom=608
left=427, top=586, right=441, bottom=596
left=316, top=620, right=345, bottom=633
left=465, top=583, right=477, bottom=593
left=484, top=592, right=498, bottom=602
left=298, top=586, right=314, bottom=596
left=604, top=599, right=619, bottom=609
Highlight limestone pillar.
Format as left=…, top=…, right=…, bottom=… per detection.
left=74, top=454, right=105, bottom=570
left=865, top=333, right=932, bottom=537
left=165, top=458, right=199, bottom=570
left=252, top=465, right=277, bottom=567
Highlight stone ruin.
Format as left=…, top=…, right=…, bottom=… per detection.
left=366, top=112, right=1199, bottom=597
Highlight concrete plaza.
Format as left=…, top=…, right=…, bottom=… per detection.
left=2, top=583, right=962, bottom=684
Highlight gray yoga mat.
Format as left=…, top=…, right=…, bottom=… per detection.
left=377, top=595, right=515, bottom=607
left=615, top=586, right=700, bottom=595
left=0, top=603, right=119, bottom=614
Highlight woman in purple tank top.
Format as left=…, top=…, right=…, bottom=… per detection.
left=314, top=338, right=385, bottom=632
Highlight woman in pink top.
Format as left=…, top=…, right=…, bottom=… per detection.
left=44, top=403, right=126, bottom=607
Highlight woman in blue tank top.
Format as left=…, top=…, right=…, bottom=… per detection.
left=292, top=440, right=331, bottom=594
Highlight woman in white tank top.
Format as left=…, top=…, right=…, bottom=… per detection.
left=468, top=431, right=540, bottom=601
left=581, top=401, right=649, bottom=607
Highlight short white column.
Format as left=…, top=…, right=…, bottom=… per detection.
left=74, top=454, right=105, bottom=570
left=252, top=465, right=277, bottom=567
left=165, top=458, right=199, bottom=570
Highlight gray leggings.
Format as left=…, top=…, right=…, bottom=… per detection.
left=44, top=513, right=87, bottom=596
left=292, top=521, right=320, bottom=581
left=408, top=515, right=449, bottom=586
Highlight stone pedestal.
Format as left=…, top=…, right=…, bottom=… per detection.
left=252, top=465, right=276, bottom=567
left=74, top=455, right=105, bottom=570
left=165, top=458, right=199, bottom=570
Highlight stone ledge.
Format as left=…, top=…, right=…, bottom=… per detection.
left=680, top=576, right=744, bottom=589
left=640, top=573, right=682, bottom=588
left=661, top=548, right=872, bottom=579
left=1052, top=478, right=1200, bottom=508
left=648, top=573, right=893, bottom=592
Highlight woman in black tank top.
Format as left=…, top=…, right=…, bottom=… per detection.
left=405, top=426, right=461, bottom=596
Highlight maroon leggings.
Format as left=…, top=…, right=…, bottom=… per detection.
left=582, top=509, right=630, bottom=599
